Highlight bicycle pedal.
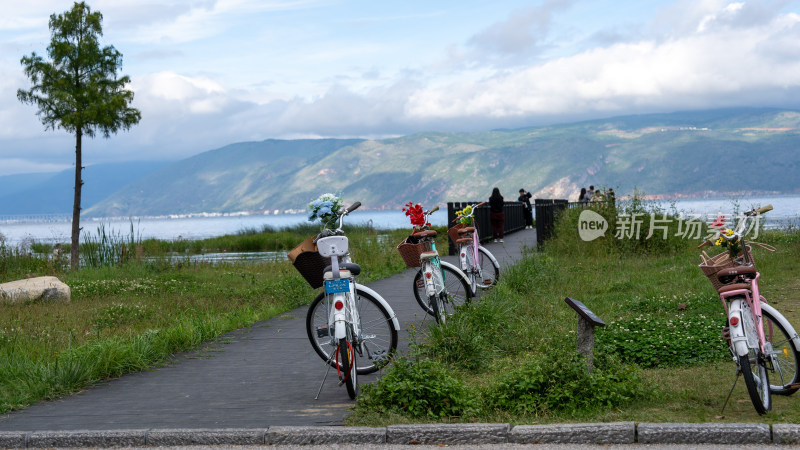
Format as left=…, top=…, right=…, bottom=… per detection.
left=316, top=326, right=330, bottom=338
left=721, top=326, right=730, bottom=341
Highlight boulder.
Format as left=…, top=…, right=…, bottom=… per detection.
left=0, top=276, right=71, bottom=304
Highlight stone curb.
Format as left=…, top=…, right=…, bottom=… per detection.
left=2, top=423, right=799, bottom=447
left=146, top=428, right=266, bottom=446
left=266, top=426, right=385, bottom=445
left=638, top=422, right=771, bottom=444
left=774, top=424, right=800, bottom=445
left=386, top=423, right=508, bottom=444
left=28, top=430, right=148, bottom=448
left=509, top=421, right=635, bottom=444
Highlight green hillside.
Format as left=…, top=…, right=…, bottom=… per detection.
left=84, top=108, right=800, bottom=217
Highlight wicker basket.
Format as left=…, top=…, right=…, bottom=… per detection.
left=288, top=235, right=330, bottom=289
left=397, top=236, right=425, bottom=268
left=448, top=223, right=465, bottom=244
left=699, top=245, right=753, bottom=292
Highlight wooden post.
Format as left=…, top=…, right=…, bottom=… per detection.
left=564, top=297, right=605, bottom=372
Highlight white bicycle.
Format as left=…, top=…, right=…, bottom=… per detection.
left=451, top=202, right=500, bottom=296
left=406, top=206, right=472, bottom=324
left=304, top=202, right=400, bottom=399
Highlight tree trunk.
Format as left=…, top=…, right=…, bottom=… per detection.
left=70, top=128, right=83, bottom=270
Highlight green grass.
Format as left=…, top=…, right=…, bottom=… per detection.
left=348, top=202, right=800, bottom=425
left=0, top=223, right=429, bottom=414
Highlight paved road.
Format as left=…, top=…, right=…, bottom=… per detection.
left=0, top=230, right=537, bottom=431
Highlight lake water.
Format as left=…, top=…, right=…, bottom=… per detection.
left=1, top=194, right=799, bottom=247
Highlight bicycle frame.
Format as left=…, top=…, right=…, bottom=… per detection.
left=318, top=236, right=358, bottom=342
left=453, top=202, right=498, bottom=292
left=718, top=273, right=766, bottom=356
left=420, top=235, right=445, bottom=297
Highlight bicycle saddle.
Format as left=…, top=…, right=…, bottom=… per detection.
left=457, top=227, right=476, bottom=234
left=717, top=283, right=751, bottom=294
left=323, top=262, right=361, bottom=276
left=412, top=230, right=437, bottom=238
left=716, top=265, right=756, bottom=284
left=456, top=238, right=472, bottom=244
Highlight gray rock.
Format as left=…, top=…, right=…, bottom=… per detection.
left=146, top=428, right=265, bottom=446
left=265, top=426, right=385, bottom=445
left=386, top=423, right=509, bottom=444
left=0, top=276, right=70, bottom=304
left=28, top=429, right=146, bottom=448
left=509, top=422, right=635, bottom=444
left=637, top=422, right=770, bottom=444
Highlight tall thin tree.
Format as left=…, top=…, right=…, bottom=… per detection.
left=18, top=1, right=141, bottom=270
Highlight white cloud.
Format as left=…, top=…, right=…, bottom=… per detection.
left=0, top=158, right=71, bottom=176
left=406, top=5, right=800, bottom=120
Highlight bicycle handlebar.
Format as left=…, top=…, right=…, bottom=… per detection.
left=427, top=205, right=440, bottom=214
left=697, top=204, right=773, bottom=249
left=346, top=201, right=362, bottom=214
left=745, top=204, right=773, bottom=216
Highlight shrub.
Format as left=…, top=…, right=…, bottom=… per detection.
left=356, top=357, right=476, bottom=420
left=485, top=348, right=649, bottom=415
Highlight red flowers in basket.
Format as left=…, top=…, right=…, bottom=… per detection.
left=402, top=202, right=430, bottom=231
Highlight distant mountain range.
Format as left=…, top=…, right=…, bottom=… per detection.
left=0, top=162, right=167, bottom=215
left=2, top=108, right=799, bottom=217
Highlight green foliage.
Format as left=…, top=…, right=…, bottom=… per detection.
left=17, top=1, right=140, bottom=137
left=597, top=293, right=727, bottom=368
left=547, top=191, right=699, bottom=257
left=485, top=350, right=649, bottom=415
left=356, top=357, right=475, bottom=420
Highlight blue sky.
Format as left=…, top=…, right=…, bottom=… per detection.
left=2, top=0, right=800, bottom=175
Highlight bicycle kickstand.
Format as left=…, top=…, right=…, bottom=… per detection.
left=720, top=367, right=742, bottom=415
left=314, top=355, right=335, bottom=400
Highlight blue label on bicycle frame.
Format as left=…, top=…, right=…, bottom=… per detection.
left=325, top=279, right=350, bottom=294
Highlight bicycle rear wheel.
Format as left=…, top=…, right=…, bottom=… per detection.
left=739, top=301, right=772, bottom=414
left=475, top=246, right=500, bottom=288
left=306, top=288, right=398, bottom=374
left=339, top=338, right=358, bottom=399
left=413, top=264, right=471, bottom=317
left=762, top=306, right=800, bottom=395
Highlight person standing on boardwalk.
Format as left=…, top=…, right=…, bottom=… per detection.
left=518, top=188, right=533, bottom=229
left=578, top=187, right=588, bottom=203
left=489, top=187, right=505, bottom=242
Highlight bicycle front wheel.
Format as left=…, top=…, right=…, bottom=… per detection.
left=413, top=264, right=471, bottom=317
left=739, top=301, right=772, bottom=414
left=306, top=288, right=398, bottom=374
left=740, top=352, right=772, bottom=414
left=762, top=306, right=800, bottom=395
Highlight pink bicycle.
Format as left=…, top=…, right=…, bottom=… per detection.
left=699, top=204, right=800, bottom=414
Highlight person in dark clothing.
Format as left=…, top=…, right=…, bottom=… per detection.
left=518, top=188, right=533, bottom=229
left=489, top=187, right=505, bottom=242
left=578, top=187, right=588, bottom=203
